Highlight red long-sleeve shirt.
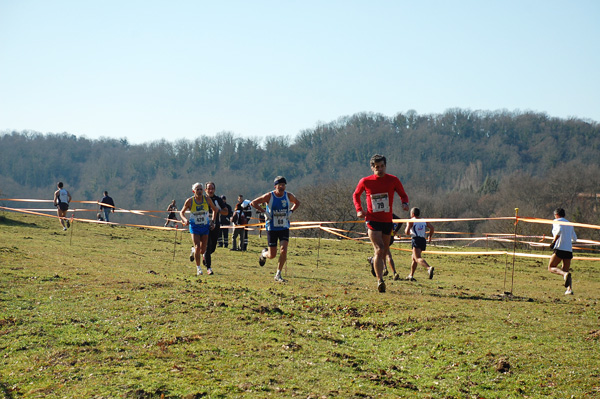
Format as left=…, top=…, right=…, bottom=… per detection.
left=353, top=173, right=409, bottom=223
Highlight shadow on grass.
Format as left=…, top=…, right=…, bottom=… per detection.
left=0, top=215, right=40, bottom=228
left=429, top=291, right=538, bottom=303
left=0, top=380, right=15, bottom=399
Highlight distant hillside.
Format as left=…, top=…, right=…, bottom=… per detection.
left=1, top=109, right=599, bottom=234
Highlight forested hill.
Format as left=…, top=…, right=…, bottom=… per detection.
left=1, top=109, right=599, bottom=231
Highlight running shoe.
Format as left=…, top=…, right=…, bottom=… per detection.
left=207, top=268, right=213, bottom=275
left=259, top=248, right=267, bottom=266
left=393, top=273, right=400, bottom=281
left=565, top=287, right=573, bottom=295
left=66, top=220, right=70, bottom=228
left=190, top=247, right=195, bottom=262
left=406, top=276, right=416, bottom=281
left=383, top=267, right=389, bottom=276
left=196, top=266, right=203, bottom=276
left=377, top=280, right=386, bottom=293
left=367, top=256, right=375, bottom=277
left=274, top=273, right=285, bottom=283
left=564, top=272, right=572, bottom=288
left=428, top=267, right=435, bottom=280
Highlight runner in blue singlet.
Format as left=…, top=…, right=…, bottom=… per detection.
left=250, top=176, right=300, bottom=283
left=180, top=182, right=219, bottom=276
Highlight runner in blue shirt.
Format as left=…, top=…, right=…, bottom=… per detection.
left=250, top=176, right=300, bottom=283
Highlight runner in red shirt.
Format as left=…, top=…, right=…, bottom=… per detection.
left=353, top=154, right=409, bottom=293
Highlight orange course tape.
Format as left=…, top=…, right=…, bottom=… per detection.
left=518, top=217, right=600, bottom=230
left=2, top=199, right=600, bottom=261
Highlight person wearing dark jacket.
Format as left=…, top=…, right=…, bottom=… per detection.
left=217, top=195, right=233, bottom=248
left=99, top=191, right=115, bottom=223
left=203, top=182, right=228, bottom=275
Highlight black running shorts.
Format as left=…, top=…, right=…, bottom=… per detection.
left=366, top=221, right=393, bottom=235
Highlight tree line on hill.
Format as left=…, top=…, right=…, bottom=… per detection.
left=0, top=108, right=598, bottom=241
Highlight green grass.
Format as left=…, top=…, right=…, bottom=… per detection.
left=1, top=213, right=599, bottom=398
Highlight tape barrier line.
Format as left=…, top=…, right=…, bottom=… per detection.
left=319, top=225, right=366, bottom=243
left=4, top=202, right=600, bottom=237
left=3, top=200, right=600, bottom=260
left=1, top=205, right=321, bottom=233
left=394, top=216, right=516, bottom=223
left=518, top=217, right=600, bottom=230
left=2, top=198, right=592, bottom=229
left=292, top=217, right=518, bottom=226
left=317, top=221, right=600, bottom=260
left=290, top=224, right=323, bottom=231
left=0, top=205, right=188, bottom=232
left=419, top=249, right=600, bottom=261
left=0, top=199, right=55, bottom=202
left=1, top=206, right=67, bottom=219
left=17, top=208, right=100, bottom=212
left=4, top=198, right=598, bottom=229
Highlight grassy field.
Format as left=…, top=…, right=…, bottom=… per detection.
left=1, top=213, right=599, bottom=398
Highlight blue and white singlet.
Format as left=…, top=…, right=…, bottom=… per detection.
left=265, top=191, right=291, bottom=231
left=410, top=220, right=427, bottom=238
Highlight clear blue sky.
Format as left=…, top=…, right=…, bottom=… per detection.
left=1, top=1, right=598, bottom=144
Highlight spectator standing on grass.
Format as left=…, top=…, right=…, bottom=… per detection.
left=217, top=195, right=233, bottom=248
left=548, top=208, right=577, bottom=295
left=353, top=154, right=409, bottom=293
left=180, top=182, right=219, bottom=276
left=252, top=176, right=300, bottom=283
left=53, top=182, right=72, bottom=231
left=257, top=210, right=266, bottom=238
left=203, top=182, right=228, bottom=275
left=404, top=207, right=435, bottom=281
left=238, top=195, right=253, bottom=251
left=164, top=200, right=178, bottom=227
left=99, top=191, right=115, bottom=223
left=230, top=203, right=247, bottom=251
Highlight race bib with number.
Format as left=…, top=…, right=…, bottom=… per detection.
left=190, top=211, right=208, bottom=225
left=370, top=193, right=390, bottom=213
left=273, top=211, right=288, bottom=228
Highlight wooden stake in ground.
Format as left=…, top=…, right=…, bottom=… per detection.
left=504, top=208, right=519, bottom=296
left=69, top=213, right=75, bottom=246
left=172, top=228, right=178, bottom=261
left=316, top=224, right=322, bottom=268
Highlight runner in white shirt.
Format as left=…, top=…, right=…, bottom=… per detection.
left=548, top=208, right=577, bottom=295
left=53, top=182, right=72, bottom=231
left=404, top=207, right=435, bottom=281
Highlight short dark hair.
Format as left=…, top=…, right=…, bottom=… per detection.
left=554, top=208, right=566, bottom=218
left=411, top=207, right=421, bottom=217
left=58, top=182, right=63, bottom=188
left=370, top=154, right=386, bottom=167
